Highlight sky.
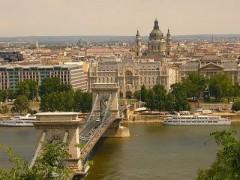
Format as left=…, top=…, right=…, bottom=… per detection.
left=0, top=0, right=240, bottom=37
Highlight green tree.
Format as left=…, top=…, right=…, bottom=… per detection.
left=231, top=84, right=240, bottom=98
left=152, top=85, right=168, bottom=111
left=133, top=90, right=141, bottom=100
left=197, top=130, right=240, bottom=180
left=208, top=73, right=233, bottom=101
left=140, top=85, right=148, bottom=102
left=232, top=98, right=240, bottom=111
left=16, top=80, right=38, bottom=100
left=165, top=93, right=175, bottom=111
left=13, top=95, right=29, bottom=114
left=73, top=91, right=92, bottom=113
left=40, top=91, right=74, bottom=112
left=7, top=89, right=16, bottom=100
left=145, top=89, right=156, bottom=110
left=183, top=72, right=207, bottom=99
left=0, top=141, right=71, bottom=180
left=39, top=78, right=72, bottom=98
left=0, top=90, right=7, bottom=102
left=171, top=83, right=190, bottom=111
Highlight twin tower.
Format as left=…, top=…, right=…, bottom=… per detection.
left=136, top=19, right=172, bottom=57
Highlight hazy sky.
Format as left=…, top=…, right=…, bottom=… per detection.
left=0, top=0, right=240, bottom=36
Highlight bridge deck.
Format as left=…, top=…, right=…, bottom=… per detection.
left=80, top=116, right=118, bottom=161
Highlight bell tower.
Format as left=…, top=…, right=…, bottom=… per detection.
left=135, top=29, right=142, bottom=57
left=166, top=28, right=172, bottom=56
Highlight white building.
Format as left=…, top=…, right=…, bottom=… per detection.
left=0, top=64, right=88, bottom=91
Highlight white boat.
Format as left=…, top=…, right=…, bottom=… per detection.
left=0, top=114, right=36, bottom=127
left=163, top=115, right=231, bottom=125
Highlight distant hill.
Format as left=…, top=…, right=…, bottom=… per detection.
left=0, top=34, right=240, bottom=44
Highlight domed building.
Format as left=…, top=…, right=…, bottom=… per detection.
left=136, top=19, right=172, bottom=57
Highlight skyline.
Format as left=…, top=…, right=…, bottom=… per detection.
left=1, top=0, right=240, bottom=37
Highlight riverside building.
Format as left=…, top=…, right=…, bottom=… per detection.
left=180, top=56, right=240, bottom=84
left=88, top=57, right=179, bottom=98
left=0, top=64, right=87, bottom=91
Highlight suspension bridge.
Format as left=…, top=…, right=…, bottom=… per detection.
left=31, top=83, right=130, bottom=179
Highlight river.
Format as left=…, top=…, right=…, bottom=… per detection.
left=0, top=123, right=239, bottom=180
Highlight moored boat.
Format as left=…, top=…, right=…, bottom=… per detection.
left=0, top=114, right=36, bottom=127
left=163, top=115, right=231, bottom=125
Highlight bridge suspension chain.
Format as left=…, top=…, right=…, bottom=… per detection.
left=79, top=94, right=112, bottom=145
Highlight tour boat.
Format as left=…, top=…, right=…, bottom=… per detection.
left=163, top=115, right=231, bottom=126
left=0, top=114, right=36, bottom=127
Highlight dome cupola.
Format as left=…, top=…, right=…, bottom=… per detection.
left=149, top=19, right=163, bottom=40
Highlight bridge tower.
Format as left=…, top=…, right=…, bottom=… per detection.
left=91, top=83, right=119, bottom=117
left=91, top=83, right=130, bottom=137
left=30, top=112, right=88, bottom=176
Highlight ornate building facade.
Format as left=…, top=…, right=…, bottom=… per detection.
left=180, top=56, right=240, bottom=84
left=88, top=58, right=179, bottom=98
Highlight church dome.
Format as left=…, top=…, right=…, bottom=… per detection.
left=149, top=19, right=163, bottom=40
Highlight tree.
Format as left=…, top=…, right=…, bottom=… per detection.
left=39, top=78, right=75, bottom=112
left=231, top=84, right=240, bottom=99
left=183, top=72, right=207, bottom=99
left=165, top=93, right=175, bottom=111
left=140, top=85, right=148, bottom=102
left=208, top=73, right=233, bottom=101
left=197, top=130, right=240, bottom=180
left=39, top=78, right=72, bottom=98
left=0, top=141, right=71, bottom=180
left=40, top=91, right=74, bottom=112
left=7, top=89, right=16, bottom=100
left=232, top=98, right=240, bottom=111
left=16, top=80, right=38, bottom=100
left=145, top=89, right=156, bottom=110
left=152, top=85, right=168, bottom=111
left=13, top=95, right=29, bottom=114
left=73, top=90, right=92, bottom=113
left=171, top=83, right=190, bottom=111
left=0, top=90, right=7, bottom=102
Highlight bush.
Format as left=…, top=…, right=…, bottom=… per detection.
left=232, top=99, right=240, bottom=111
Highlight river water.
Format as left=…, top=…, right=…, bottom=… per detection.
left=0, top=123, right=239, bottom=180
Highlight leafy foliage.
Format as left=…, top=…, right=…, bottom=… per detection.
left=232, top=98, right=240, bottom=111
left=136, top=84, right=190, bottom=111
left=16, top=80, right=38, bottom=100
left=197, top=130, right=240, bottom=180
left=73, top=90, right=92, bottom=113
left=40, top=91, right=74, bottom=112
left=208, top=73, right=233, bottom=101
left=0, top=141, right=72, bottom=180
left=39, top=78, right=72, bottom=98
left=13, top=95, right=29, bottom=114
left=182, top=72, right=207, bottom=99
left=171, top=83, right=190, bottom=111
left=0, top=90, right=7, bottom=102
left=39, top=79, right=92, bottom=113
